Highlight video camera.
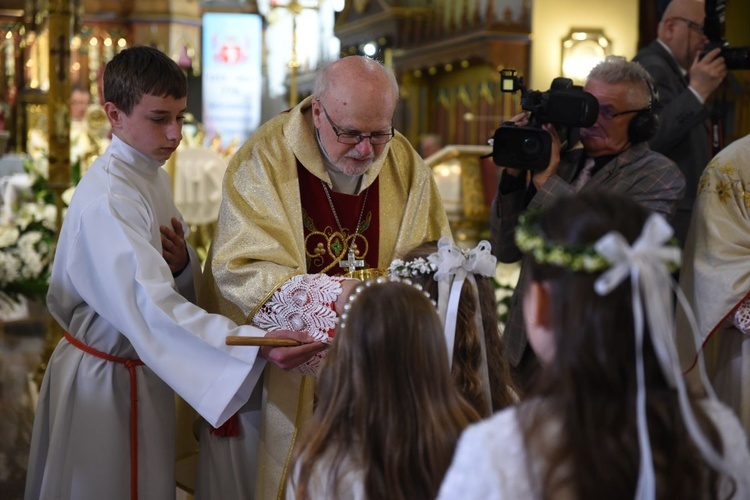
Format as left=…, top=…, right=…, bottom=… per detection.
left=491, top=69, right=599, bottom=171
left=703, top=0, right=750, bottom=70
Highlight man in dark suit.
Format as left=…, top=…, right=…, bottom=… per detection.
left=634, top=0, right=726, bottom=246
left=491, top=56, right=685, bottom=392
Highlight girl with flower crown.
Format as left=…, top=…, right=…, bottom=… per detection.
left=389, top=239, right=519, bottom=417
left=438, top=191, right=750, bottom=499
left=287, top=280, right=480, bottom=500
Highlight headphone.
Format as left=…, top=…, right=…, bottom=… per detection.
left=628, top=77, right=660, bottom=144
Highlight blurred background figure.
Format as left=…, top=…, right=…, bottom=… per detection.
left=418, top=133, right=443, bottom=159
left=70, top=85, right=91, bottom=123
left=633, top=0, right=727, bottom=246
left=70, top=85, right=110, bottom=177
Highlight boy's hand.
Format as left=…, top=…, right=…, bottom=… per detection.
left=160, top=217, right=189, bottom=275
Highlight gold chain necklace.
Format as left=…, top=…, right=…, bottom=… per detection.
left=320, top=179, right=369, bottom=236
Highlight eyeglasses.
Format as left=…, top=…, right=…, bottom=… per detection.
left=671, top=16, right=704, bottom=34
left=599, top=105, right=650, bottom=121
left=320, top=104, right=394, bottom=145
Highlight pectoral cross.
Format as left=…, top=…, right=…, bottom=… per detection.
left=339, top=248, right=365, bottom=275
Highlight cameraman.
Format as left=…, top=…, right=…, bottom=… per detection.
left=633, top=0, right=727, bottom=246
left=491, top=56, right=685, bottom=392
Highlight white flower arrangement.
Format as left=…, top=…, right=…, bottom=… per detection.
left=387, top=257, right=438, bottom=278
left=0, top=200, right=56, bottom=304
left=0, top=153, right=67, bottom=305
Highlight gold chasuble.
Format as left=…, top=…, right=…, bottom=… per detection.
left=201, top=95, right=450, bottom=499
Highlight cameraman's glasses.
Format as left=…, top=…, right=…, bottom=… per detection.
left=598, top=105, right=651, bottom=121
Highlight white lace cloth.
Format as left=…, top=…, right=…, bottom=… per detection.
left=437, top=398, right=750, bottom=499
left=733, top=297, right=750, bottom=336
left=253, top=273, right=344, bottom=376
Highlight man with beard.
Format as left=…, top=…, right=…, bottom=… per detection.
left=491, top=56, right=685, bottom=393
left=197, top=55, right=450, bottom=499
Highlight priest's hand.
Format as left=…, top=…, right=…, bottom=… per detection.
left=161, top=217, right=189, bottom=276
left=260, top=330, right=326, bottom=370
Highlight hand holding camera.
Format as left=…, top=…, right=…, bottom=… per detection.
left=500, top=112, right=562, bottom=188
left=491, top=70, right=598, bottom=172
left=690, top=47, right=728, bottom=101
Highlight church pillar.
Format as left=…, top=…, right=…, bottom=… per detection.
left=35, top=0, right=74, bottom=388
left=47, top=0, right=72, bottom=200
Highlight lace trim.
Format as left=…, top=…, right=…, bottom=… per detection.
left=253, top=274, right=343, bottom=344
left=733, top=297, right=750, bottom=335
left=295, top=350, right=329, bottom=377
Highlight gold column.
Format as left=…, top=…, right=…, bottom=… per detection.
left=47, top=0, right=73, bottom=204
left=36, top=0, right=74, bottom=387
left=271, top=0, right=319, bottom=108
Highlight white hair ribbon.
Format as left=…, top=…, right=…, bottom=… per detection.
left=593, top=213, right=742, bottom=499
left=430, top=237, right=496, bottom=411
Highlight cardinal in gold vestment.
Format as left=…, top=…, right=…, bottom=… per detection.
left=197, top=56, right=450, bottom=499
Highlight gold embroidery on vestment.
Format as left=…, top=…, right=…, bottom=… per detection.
left=302, top=209, right=371, bottom=273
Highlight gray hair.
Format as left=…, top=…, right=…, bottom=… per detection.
left=587, top=56, right=655, bottom=108
left=313, top=56, right=399, bottom=102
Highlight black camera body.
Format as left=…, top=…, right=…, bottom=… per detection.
left=491, top=69, right=599, bottom=171
left=703, top=0, right=750, bottom=70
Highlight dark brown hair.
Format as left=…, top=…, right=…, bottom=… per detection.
left=521, top=191, right=723, bottom=499
left=103, top=45, right=187, bottom=115
left=290, top=281, right=479, bottom=500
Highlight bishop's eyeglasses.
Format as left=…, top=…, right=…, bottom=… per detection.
left=320, top=104, right=394, bottom=145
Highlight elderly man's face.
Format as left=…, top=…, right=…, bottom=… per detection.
left=579, top=79, right=642, bottom=157
left=312, top=91, right=396, bottom=177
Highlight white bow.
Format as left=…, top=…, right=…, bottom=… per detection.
left=591, top=213, right=734, bottom=499
left=431, top=238, right=496, bottom=411
left=430, top=237, right=497, bottom=282
left=594, top=213, right=680, bottom=296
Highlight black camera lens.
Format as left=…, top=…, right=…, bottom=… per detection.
left=522, top=137, right=543, bottom=157
left=492, top=125, right=553, bottom=172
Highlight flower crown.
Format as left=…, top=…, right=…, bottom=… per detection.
left=514, top=209, right=680, bottom=273
left=387, top=257, right=438, bottom=278
left=514, top=209, right=744, bottom=499
left=387, top=239, right=496, bottom=280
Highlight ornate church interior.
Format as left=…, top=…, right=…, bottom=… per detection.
left=1, top=0, right=749, bottom=498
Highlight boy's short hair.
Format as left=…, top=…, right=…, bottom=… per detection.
left=103, top=46, right=187, bottom=115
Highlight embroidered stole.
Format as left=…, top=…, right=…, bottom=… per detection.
left=297, top=163, right=380, bottom=275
